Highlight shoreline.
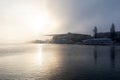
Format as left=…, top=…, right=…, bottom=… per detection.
left=33, top=42, right=120, bottom=46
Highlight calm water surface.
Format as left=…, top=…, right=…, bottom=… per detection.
left=0, top=44, right=120, bottom=80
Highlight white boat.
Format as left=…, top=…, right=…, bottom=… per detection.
left=82, top=38, right=113, bottom=45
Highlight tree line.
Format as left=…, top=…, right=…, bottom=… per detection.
left=93, top=23, right=116, bottom=41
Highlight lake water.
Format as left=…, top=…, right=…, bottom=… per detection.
left=0, top=44, right=120, bottom=80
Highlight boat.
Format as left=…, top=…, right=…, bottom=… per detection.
left=82, top=38, right=113, bottom=45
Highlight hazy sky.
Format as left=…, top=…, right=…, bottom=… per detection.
left=0, top=0, right=120, bottom=43
left=47, top=0, right=120, bottom=34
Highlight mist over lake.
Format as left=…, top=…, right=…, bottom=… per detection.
left=0, top=44, right=119, bottom=80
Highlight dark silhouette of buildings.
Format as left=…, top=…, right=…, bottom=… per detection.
left=51, top=32, right=91, bottom=44
left=94, top=23, right=120, bottom=42
left=96, top=31, right=120, bottom=42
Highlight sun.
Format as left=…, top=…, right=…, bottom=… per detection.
left=31, top=12, right=51, bottom=34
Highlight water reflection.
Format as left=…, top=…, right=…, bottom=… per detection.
left=34, top=45, right=43, bottom=65
left=94, top=46, right=98, bottom=65
left=93, top=46, right=117, bottom=69
left=32, top=44, right=62, bottom=80
left=110, top=46, right=116, bottom=68
left=0, top=44, right=63, bottom=79
left=0, top=44, right=119, bottom=80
